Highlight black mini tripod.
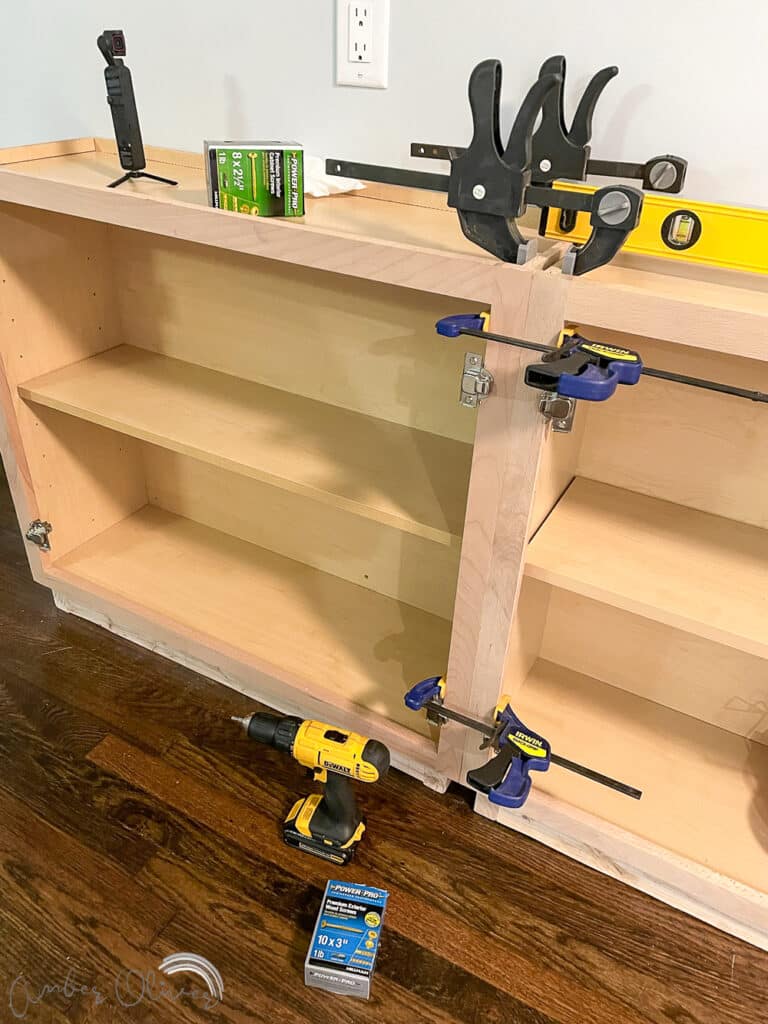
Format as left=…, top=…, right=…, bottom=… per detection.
left=97, top=29, right=178, bottom=190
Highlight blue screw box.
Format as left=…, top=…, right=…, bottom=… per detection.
left=305, top=880, right=389, bottom=1000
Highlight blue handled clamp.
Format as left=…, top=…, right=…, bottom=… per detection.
left=404, top=675, right=446, bottom=712
left=404, top=677, right=642, bottom=807
left=436, top=312, right=490, bottom=338
left=436, top=314, right=643, bottom=404
left=526, top=330, right=643, bottom=403
left=435, top=312, right=768, bottom=425
left=465, top=699, right=551, bottom=808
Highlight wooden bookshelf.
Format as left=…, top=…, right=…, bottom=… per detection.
left=3, top=137, right=768, bottom=950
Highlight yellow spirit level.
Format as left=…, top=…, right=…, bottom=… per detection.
left=541, top=181, right=768, bottom=276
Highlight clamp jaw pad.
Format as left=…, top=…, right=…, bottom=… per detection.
left=404, top=676, right=446, bottom=711
left=436, top=313, right=489, bottom=338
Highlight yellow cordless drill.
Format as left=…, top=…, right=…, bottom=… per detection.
left=232, top=712, right=390, bottom=865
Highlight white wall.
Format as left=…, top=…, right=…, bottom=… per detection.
left=1, top=2, right=765, bottom=207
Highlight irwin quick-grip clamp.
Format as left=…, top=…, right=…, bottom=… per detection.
left=437, top=313, right=768, bottom=431
left=405, top=677, right=642, bottom=808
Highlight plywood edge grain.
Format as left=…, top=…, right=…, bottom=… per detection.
left=0, top=145, right=504, bottom=304
left=0, top=138, right=97, bottom=166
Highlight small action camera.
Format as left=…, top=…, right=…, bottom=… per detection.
left=96, top=29, right=177, bottom=189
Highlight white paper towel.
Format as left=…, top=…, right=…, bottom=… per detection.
left=304, top=156, right=365, bottom=197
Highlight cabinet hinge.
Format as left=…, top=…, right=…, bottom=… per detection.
left=538, top=393, right=578, bottom=433
left=26, top=520, right=52, bottom=552
left=460, top=352, right=493, bottom=408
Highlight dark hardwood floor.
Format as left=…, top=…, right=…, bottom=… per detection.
left=0, top=463, right=765, bottom=1024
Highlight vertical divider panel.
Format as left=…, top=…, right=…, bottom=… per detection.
left=437, top=260, right=571, bottom=780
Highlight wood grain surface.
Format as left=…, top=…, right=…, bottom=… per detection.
left=0, top=463, right=765, bottom=1024
left=20, top=345, right=472, bottom=545
left=527, top=477, right=768, bottom=658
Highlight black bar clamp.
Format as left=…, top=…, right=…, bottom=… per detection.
left=530, top=55, right=687, bottom=194
left=328, top=57, right=645, bottom=275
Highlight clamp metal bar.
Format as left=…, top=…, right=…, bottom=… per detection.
left=448, top=323, right=768, bottom=404
left=641, top=366, right=768, bottom=403
left=526, top=186, right=595, bottom=213
left=327, top=162, right=603, bottom=214
left=420, top=698, right=641, bottom=799
left=326, top=159, right=449, bottom=193
left=423, top=699, right=496, bottom=738
left=449, top=324, right=553, bottom=354
left=587, top=158, right=646, bottom=179
left=551, top=753, right=642, bottom=799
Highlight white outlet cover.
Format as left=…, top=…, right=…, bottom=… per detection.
left=336, top=0, right=390, bottom=89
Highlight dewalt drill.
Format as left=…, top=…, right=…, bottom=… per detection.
left=232, top=712, right=390, bottom=865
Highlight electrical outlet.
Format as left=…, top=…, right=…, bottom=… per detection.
left=348, top=4, right=373, bottom=63
left=336, top=0, right=390, bottom=89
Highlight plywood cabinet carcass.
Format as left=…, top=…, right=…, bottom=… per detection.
left=1, top=138, right=767, bottom=950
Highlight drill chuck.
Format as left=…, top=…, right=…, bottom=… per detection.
left=233, top=712, right=301, bottom=754
left=361, top=739, right=390, bottom=780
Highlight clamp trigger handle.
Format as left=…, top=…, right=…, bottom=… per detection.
left=467, top=744, right=531, bottom=806
left=467, top=704, right=552, bottom=809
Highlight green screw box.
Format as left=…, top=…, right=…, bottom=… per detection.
left=204, top=141, right=304, bottom=217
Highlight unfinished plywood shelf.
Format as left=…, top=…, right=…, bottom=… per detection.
left=20, top=345, right=471, bottom=545
left=51, top=506, right=449, bottom=738
left=514, top=660, right=768, bottom=906
left=527, top=477, right=768, bottom=658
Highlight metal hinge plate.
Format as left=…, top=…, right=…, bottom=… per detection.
left=460, top=352, right=493, bottom=408
left=539, top=393, right=577, bottom=433
left=26, top=520, right=52, bottom=552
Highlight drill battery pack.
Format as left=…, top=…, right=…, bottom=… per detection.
left=305, top=881, right=389, bottom=1000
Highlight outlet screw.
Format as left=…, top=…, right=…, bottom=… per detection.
left=539, top=158, right=552, bottom=172
left=472, top=184, right=486, bottom=200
